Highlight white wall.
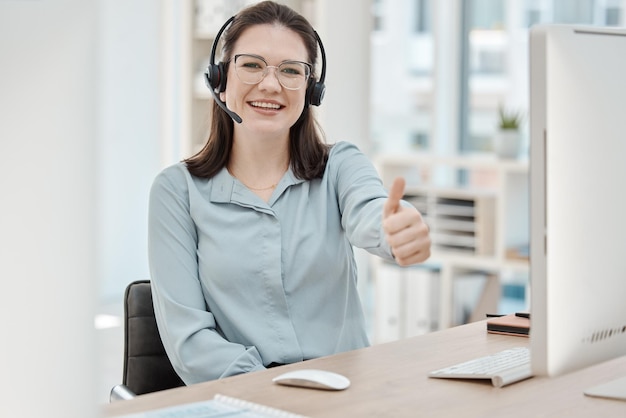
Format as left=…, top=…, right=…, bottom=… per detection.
left=315, top=0, right=372, bottom=154
left=314, top=0, right=374, bottom=309
left=0, top=1, right=166, bottom=413
left=0, top=1, right=98, bottom=416
left=97, top=0, right=164, bottom=301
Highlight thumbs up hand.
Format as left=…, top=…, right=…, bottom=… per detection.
left=383, top=177, right=431, bottom=266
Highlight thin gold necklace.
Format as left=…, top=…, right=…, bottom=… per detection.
left=237, top=179, right=278, bottom=191
left=229, top=166, right=286, bottom=191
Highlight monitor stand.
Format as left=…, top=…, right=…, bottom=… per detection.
left=584, top=376, right=626, bottom=402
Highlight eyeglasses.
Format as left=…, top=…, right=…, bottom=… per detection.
left=232, top=54, right=312, bottom=90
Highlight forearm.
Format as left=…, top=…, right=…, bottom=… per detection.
left=148, top=166, right=265, bottom=383
left=152, top=290, right=266, bottom=383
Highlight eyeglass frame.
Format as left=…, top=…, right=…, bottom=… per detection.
left=229, top=53, right=313, bottom=91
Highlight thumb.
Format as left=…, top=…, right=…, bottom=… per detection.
left=383, top=177, right=406, bottom=219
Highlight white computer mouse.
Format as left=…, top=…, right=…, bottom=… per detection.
left=272, top=369, right=351, bottom=391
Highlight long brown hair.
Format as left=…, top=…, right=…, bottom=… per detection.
left=185, top=1, right=329, bottom=180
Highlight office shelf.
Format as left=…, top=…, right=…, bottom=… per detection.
left=404, top=187, right=497, bottom=256
left=372, top=153, right=529, bottom=343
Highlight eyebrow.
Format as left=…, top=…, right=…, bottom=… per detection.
left=234, top=53, right=311, bottom=65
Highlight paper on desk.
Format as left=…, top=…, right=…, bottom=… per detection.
left=116, top=394, right=308, bottom=418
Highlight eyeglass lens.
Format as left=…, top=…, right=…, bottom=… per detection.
left=234, top=54, right=311, bottom=90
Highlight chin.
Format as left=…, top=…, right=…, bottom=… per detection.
left=245, top=114, right=298, bottom=132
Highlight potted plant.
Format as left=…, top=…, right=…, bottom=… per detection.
left=493, top=105, right=523, bottom=158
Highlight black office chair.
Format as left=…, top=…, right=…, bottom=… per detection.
left=110, top=280, right=185, bottom=401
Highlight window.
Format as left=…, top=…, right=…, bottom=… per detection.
left=462, top=0, right=624, bottom=153
left=370, top=0, right=434, bottom=153
left=370, top=0, right=623, bottom=156
left=415, top=0, right=432, bottom=33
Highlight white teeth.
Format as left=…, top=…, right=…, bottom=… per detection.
left=250, top=101, right=281, bottom=109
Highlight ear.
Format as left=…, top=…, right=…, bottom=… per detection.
left=219, top=92, right=226, bottom=102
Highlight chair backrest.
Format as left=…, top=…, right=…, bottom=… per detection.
left=123, top=280, right=185, bottom=395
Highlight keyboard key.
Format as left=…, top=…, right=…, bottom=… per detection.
left=429, top=347, right=533, bottom=387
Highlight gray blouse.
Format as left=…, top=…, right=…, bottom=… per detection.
left=148, top=141, right=397, bottom=384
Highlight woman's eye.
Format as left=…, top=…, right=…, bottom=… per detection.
left=281, top=66, right=302, bottom=76
left=242, top=62, right=262, bottom=70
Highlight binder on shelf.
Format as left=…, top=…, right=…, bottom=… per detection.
left=374, top=262, right=403, bottom=343
left=374, top=262, right=440, bottom=343
left=404, top=267, right=440, bottom=337
left=452, top=273, right=490, bottom=326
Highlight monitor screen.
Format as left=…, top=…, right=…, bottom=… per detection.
left=529, top=24, right=626, bottom=378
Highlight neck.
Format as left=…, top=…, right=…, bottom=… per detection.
left=228, top=153, right=289, bottom=193
left=227, top=131, right=291, bottom=194
left=229, top=134, right=289, bottom=175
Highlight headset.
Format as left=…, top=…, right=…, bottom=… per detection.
left=203, top=15, right=327, bottom=124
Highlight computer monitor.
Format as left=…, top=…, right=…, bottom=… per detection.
left=529, top=23, right=626, bottom=383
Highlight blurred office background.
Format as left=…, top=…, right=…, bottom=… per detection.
left=3, top=0, right=621, bottom=409
left=94, top=0, right=625, bottom=403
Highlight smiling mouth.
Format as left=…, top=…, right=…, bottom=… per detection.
left=249, top=101, right=283, bottom=110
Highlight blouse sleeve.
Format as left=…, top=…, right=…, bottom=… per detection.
left=148, top=165, right=265, bottom=384
left=328, top=141, right=406, bottom=260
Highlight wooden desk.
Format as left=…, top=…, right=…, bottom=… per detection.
left=103, top=321, right=626, bottom=417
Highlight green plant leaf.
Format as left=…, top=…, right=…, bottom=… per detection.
left=498, top=106, right=522, bottom=130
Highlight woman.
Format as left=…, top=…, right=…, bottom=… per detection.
left=148, top=0, right=431, bottom=385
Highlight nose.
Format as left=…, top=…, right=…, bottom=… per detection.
left=258, top=66, right=282, bottom=91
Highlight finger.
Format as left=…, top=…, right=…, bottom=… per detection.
left=390, top=228, right=432, bottom=265
left=383, top=177, right=406, bottom=219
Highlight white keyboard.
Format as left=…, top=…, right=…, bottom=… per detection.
left=429, top=347, right=533, bottom=388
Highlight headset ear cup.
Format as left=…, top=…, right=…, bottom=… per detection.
left=306, top=78, right=325, bottom=107
left=217, top=62, right=227, bottom=92
left=204, top=64, right=219, bottom=91
left=204, top=63, right=227, bottom=92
